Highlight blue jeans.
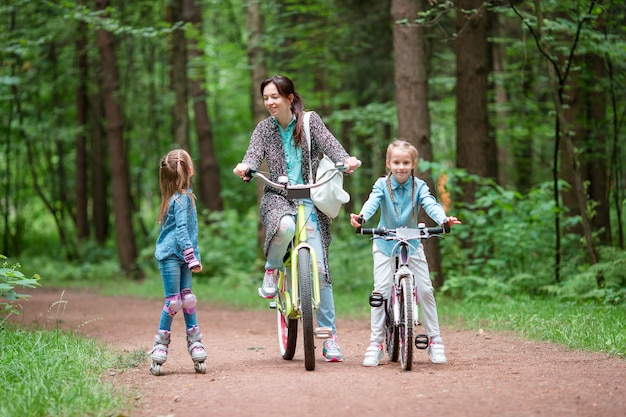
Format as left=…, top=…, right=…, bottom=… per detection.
left=157, top=256, right=198, bottom=331
left=265, top=199, right=337, bottom=334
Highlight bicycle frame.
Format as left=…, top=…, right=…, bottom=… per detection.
left=392, top=244, right=416, bottom=326
left=278, top=199, right=322, bottom=320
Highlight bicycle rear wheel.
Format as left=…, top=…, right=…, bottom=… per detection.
left=277, top=284, right=298, bottom=359
left=385, top=295, right=399, bottom=362
left=298, top=247, right=315, bottom=371
left=399, top=277, right=414, bottom=370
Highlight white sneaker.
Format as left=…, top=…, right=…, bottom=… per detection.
left=363, top=343, right=384, bottom=367
left=428, top=341, right=447, bottom=364
left=258, top=269, right=278, bottom=298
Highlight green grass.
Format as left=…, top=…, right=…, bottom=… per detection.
left=437, top=295, right=626, bottom=358
left=0, top=326, right=138, bottom=417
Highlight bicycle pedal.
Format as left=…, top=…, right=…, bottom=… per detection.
left=269, top=301, right=277, bottom=309
left=314, top=327, right=333, bottom=339
left=415, top=334, right=429, bottom=349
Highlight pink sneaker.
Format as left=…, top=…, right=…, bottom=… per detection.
left=322, top=336, right=343, bottom=362
left=258, top=269, right=278, bottom=298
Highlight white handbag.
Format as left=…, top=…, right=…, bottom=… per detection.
left=303, top=111, right=350, bottom=218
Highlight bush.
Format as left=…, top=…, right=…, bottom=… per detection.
left=0, top=255, right=41, bottom=320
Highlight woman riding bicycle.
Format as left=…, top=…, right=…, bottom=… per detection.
left=233, top=74, right=360, bottom=362
left=349, top=139, right=460, bottom=367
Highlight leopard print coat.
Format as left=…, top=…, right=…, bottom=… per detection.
left=241, top=111, right=350, bottom=284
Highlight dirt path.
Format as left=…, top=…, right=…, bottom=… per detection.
left=9, top=288, right=625, bottom=417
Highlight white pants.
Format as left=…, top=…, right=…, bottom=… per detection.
left=370, top=242, right=441, bottom=345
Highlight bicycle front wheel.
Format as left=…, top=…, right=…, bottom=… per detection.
left=386, top=294, right=399, bottom=362
left=277, top=286, right=298, bottom=360
left=399, top=277, right=414, bottom=370
left=298, top=247, right=315, bottom=371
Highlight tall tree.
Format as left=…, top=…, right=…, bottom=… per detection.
left=512, top=0, right=602, bottom=285
left=168, top=0, right=190, bottom=148
left=75, top=6, right=89, bottom=241
left=246, top=0, right=267, bottom=124
left=245, top=0, right=268, bottom=251
left=184, top=0, right=223, bottom=211
left=391, top=0, right=445, bottom=287
left=90, top=87, right=109, bottom=246
left=455, top=0, right=497, bottom=203
left=96, top=0, right=142, bottom=279
left=561, top=51, right=610, bottom=245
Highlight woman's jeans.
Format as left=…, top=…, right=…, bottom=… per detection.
left=265, top=199, right=337, bottom=334
left=158, top=256, right=198, bottom=331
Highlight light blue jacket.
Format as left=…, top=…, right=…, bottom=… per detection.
left=154, top=190, right=200, bottom=263
left=360, top=175, right=447, bottom=257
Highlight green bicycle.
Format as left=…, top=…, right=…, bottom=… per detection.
left=245, top=163, right=353, bottom=371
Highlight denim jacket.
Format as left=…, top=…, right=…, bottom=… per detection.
left=154, top=190, right=200, bottom=263
left=360, top=176, right=446, bottom=258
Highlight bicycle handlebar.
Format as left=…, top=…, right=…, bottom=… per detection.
left=244, top=160, right=360, bottom=192
left=356, top=215, right=449, bottom=240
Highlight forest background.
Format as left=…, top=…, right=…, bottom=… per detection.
left=1, top=0, right=625, bottom=318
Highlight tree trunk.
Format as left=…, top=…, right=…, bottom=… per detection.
left=391, top=0, right=444, bottom=288
left=91, top=72, right=109, bottom=246
left=184, top=0, right=223, bottom=212
left=168, top=0, right=190, bottom=148
left=583, top=53, right=610, bottom=245
left=96, top=0, right=142, bottom=280
left=455, top=0, right=496, bottom=204
left=75, top=9, right=89, bottom=240
left=245, top=0, right=268, bottom=251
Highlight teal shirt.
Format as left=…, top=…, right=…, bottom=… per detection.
left=359, top=175, right=447, bottom=257
left=273, top=115, right=303, bottom=185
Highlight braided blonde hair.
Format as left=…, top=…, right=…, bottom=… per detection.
left=385, top=140, right=419, bottom=220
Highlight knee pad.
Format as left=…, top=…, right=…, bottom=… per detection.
left=163, top=294, right=182, bottom=317
left=181, top=288, right=197, bottom=314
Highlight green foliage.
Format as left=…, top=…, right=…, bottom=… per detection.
left=0, top=326, right=134, bottom=417
left=440, top=171, right=564, bottom=279
left=196, top=208, right=260, bottom=288
left=0, top=255, right=41, bottom=319
left=544, top=246, right=626, bottom=304
left=434, top=169, right=626, bottom=305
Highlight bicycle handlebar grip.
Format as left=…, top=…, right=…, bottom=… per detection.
left=243, top=168, right=256, bottom=183
left=357, top=227, right=387, bottom=236
left=355, top=214, right=365, bottom=234
left=443, top=221, right=450, bottom=233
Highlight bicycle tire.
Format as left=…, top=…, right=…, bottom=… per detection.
left=298, top=247, right=316, bottom=371
left=399, top=277, right=414, bottom=370
left=386, top=295, right=399, bottom=362
left=277, top=286, right=298, bottom=360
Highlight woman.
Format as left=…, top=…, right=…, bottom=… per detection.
left=233, top=74, right=360, bottom=362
